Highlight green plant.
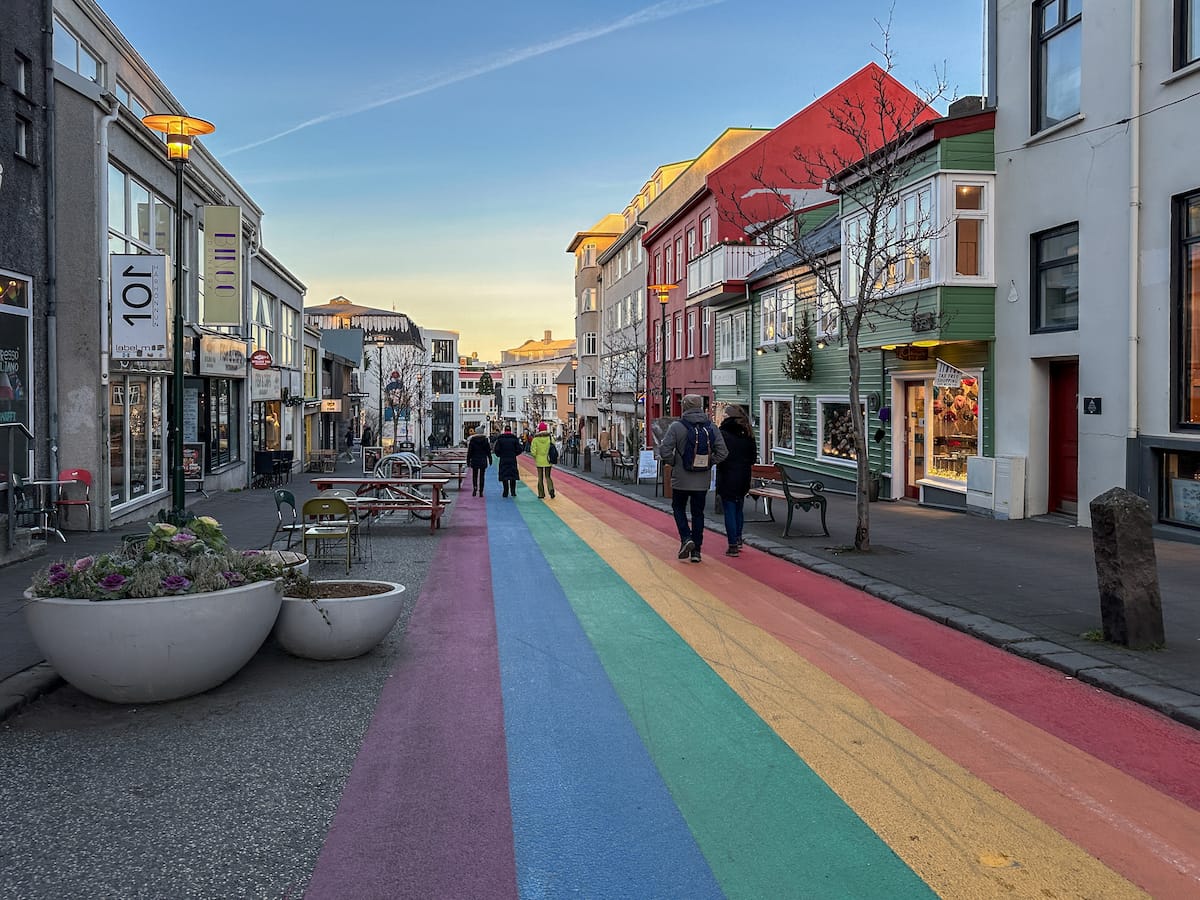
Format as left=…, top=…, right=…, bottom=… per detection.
left=782, top=312, right=814, bottom=381
left=29, top=517, right=285, bottom=602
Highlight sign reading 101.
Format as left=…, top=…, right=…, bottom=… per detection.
left=110, top=254, right=169, bottom=360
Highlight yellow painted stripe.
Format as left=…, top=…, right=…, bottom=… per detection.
left=543, top=486, right=1145, bottom=899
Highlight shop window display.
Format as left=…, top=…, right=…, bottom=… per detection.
left=1162, top=451, right=1200, bottom=529
left=819, top=400, right=864, bottom=463
left=929, top=377, right=979, bottom=481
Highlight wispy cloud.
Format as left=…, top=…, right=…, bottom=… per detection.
left=226, top=0, right=725, bottom=155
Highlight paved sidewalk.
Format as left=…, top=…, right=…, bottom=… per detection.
left=556, top=458, right=1200, bottom=729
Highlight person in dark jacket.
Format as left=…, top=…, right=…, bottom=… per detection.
left=493, top=426, right=524, bottom=498
left=466, top=427, right=493, bottom=496
left=657, top=394, right=729, bottom=563
left=715, top=405, right=757, bottom=557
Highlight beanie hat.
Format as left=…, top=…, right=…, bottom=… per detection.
left=538, top=422, right=548, bottom=431
left=682, top=394, right=704, bottom=412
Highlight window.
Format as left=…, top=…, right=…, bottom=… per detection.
left=1161, top=450, right=1200, bottom=528
left=16, top=53, right=31, bottom=96
left=304, top=346, right=317, bottom=398
left=759, top=287, right=794, bottom=345
left=687, top=228, right=696, bottom=260
left=674, top=313, right=682, bottom=361
left=654, top=252, right=661, bottom=285
left=108, top=165, right=175, bottom=257
left=717, top=311, right=748, bottom=363
left=764, top=397, right=794, bottom=453
left=582, top=243, right=596, bottom=267
left=432, top=371, right=454, bottom=394
left=1032, top=223, right=1079, bottom=332
left=817, top=399, right=863, bottom=464
left=15, top=117, right=29, bottom=159
left=928, top=374, right=981, bottom=481
left=252, top=287, right=277, bottom=353
left=953, top=183, right=986, bottom=277
left=432, top=339, right=455, bottom=363
left=675, top=238, right=683, bottom=284
left=655, top=319, right=663, bottom=363
left=813, top=270, right=840, bottom=339
left=280, top=307, right=299, bottom=368
left=686, top=310, right=696, bottom=357
left=701, top=308, right=711, bottom=356
left=702, top=216, right=712, bottom=251
left=583, top=331, right=597, bottom=355
left=1033, top=0, right=1082, bottom=133
left=1179, top=191, right=1200, bottom=426
left=522, top=371, right=529, bottom=388
left=585, top=375, right=597, bottom=399
left=580, top=288, right=597, bottom=312
left=1177, top=1, right=1200, bottom=69
left=508, top=396, right=515, bottom=412
left=665, top=245, right=673, bottom=283
left=53, top=18, right=101, bottom=83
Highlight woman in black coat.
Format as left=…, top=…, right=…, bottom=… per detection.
left=466, top=428, right=493, bottom=496
left=492, top=427, right=524, bottom=498
left=715, top=406, right=757, bottom=556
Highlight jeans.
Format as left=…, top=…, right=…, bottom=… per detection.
left=537, top=466, right=555, bottom=498
left=472, top=466, right=486, bottom=493
left=722, top=497, right=744, bottom=547
left=671, top=489, right=708, bottom=549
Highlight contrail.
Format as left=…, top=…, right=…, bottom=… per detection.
left=226, top=0, right=725, bottom=155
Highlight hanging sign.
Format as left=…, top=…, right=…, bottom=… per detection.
left=199, top=336, right=248, bottom=376
left=202, top=205, right=242, bottom=326
left=250, top=367, right=281, bottom=401
left=110, top=254, right=168, bottom=360
left=934, top=359, right=969, bottom=388
left=249, top=349, right=273, bottom=370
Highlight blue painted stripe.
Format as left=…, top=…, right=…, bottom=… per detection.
left=487, top=480, right=723, bottom=899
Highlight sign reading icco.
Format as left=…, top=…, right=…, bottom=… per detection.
left=110, top=254, right=168, bottom=360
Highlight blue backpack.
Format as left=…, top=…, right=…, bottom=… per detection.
left=680, top=421, right=716, bottom=472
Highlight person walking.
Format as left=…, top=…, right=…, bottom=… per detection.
left=657, top=394, right=728, bottom=563
left=361, top=425, right=373, bottom=448
left=529, top=422, right=557, bottom=499
left=715, top=405, right=756, bottom=557
left=466, top=427, right=493, bottom=496
left=345, top=425, right=355, bottom=451
left=493, top=426, right=524, bottom=498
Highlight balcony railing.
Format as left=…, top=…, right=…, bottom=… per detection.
left=686, top=243, right=775, bottom=297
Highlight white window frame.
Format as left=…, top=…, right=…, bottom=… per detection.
left=673, top=313, right=682, bottom=361
left=944, top=175, right=994, bottom=283
left=702, top=216, right=712, bottom=250
left=701, top=307, right=711, bottom=356
left=717, top=311, right=748, bottom=363
left=759, top=287, right=794, bottom=346
left=584, top=331, right=597, bottom=356
left=686, top=309, right=697, bottom=357
left=762, top=395, right=795, bottom=454
left=815, top=396, right=866, bottom=468
left=585, top=375, right=597, bottom=399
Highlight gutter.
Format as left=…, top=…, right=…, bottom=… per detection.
left=43, top=0, right=58, bottom=479
left=96, top=94, right=120, bottom=528
left=1127, top=0, right=1142, bottom=441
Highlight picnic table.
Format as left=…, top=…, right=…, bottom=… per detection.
left=311, top=475, right=452, bottom=533
left=419, top=459, right=466, bottom=489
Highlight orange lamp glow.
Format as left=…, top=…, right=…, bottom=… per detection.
left=141, top=114, right=215, bottom=161
left=649, top=283, right=677, bottom=304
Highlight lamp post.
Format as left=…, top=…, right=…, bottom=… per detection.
left=141, top=113, right=215, bottom=520
left=649, top=284, right=676, bottom=427
left=375, top=339, right=385, bottom=445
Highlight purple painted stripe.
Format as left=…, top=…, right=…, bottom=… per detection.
left=305, top=500, right=518, bottom=899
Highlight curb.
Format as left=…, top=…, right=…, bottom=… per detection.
left=0, top=664, right=63, bottom=725
left=577, top=467, right=1200, bottom=732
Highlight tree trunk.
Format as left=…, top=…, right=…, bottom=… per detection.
left=847, top=320, right=871, bottom=551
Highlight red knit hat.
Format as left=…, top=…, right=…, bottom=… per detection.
left=538, top=422, right=548, bottom=431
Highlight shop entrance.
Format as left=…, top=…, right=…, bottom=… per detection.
left=904, top=383, right=926, bottom=498
left=1048, top=360, right=1079, bottom=514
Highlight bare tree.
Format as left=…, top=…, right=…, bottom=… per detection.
left=721, top=31, right=952, bottom=551
left=365, top=344, right=426, bottom=449
left=600, top=327, right=650, bottom=451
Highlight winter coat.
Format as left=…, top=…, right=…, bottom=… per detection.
left=493, top=432, right=523, bottom=481
left=716, top=418, right=756, bottom=501
left=657, top=408, right=729, bottom=491
left=467, top=434, right=493, bottom=470
left=530, top=433, right=555, bottom=467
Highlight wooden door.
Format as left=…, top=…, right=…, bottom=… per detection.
left=1048, top=361, right=1079, bottom=513
left=904, top=383, right=926, bottom=499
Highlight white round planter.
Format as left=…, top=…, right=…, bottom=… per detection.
left=274, top=581, right=406, bottom=660
left=261, top=550, right=310, bottom=576
left=23, top=580, right=282, bottom=704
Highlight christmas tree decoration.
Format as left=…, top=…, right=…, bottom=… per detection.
left=783, top=311, right=815, bottom=381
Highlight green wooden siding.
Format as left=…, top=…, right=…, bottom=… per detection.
left=858, top=285, right=995, bottom=348
left=938, top=130, right=995, bottom=171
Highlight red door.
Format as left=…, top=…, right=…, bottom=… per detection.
left=1048, top=361, right=1079, bottom=514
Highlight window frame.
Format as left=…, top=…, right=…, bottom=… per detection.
left=16, top=52, right=31, bottom=96
left=1175, top=0, right=1200, bottom=70
left=947, top=177, right=992, bottom=282
left=1031, top=222, right=1080, bottom=333
left=1175, top=189, right=1200, bottom=429
left=583, top=331, right=597, bottom=356
left=701, top=307, right=711, bottom=356
left=52, top=17, right=102, bottom=83
left=1031, top=0, right=1083, bottom=134
left=686, top=309, right=696, bottom=357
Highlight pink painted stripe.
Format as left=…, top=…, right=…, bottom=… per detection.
left=305, top=497, right=518, bottom=899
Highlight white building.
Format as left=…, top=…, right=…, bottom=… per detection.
left=499, top=331, right=575, bottom=436
left=989, top=0, right=1200, bottom=540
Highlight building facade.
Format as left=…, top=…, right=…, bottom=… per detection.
left=567, top=215, right=623, bottom=444
left=499, top=331, right=575, bottom=437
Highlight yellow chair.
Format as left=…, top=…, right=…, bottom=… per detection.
left=301, top=497, right=355, bottom=574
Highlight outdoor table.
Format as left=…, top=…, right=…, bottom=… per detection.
left=27, top=478, right=75, bottom=542
left=310, top=476, right=451, bottom=533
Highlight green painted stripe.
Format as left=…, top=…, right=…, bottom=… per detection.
left=516, top=495, right=934, bottom=900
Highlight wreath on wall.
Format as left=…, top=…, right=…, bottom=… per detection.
left=782, top=311, right=814, bottom=381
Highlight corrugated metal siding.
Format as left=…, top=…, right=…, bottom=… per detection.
left=938, top=131, right=995, bottom=172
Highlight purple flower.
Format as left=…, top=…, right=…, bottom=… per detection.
left=49, top=562, right=68, bottom=575
left=160, top=575, right=192, bottom=592
left=47, top=570, right=70, bottom=586
left=170, top=532, right=197, bottom=546
left=222, top=571, right=246, bottom=586
left=241, top=550, right=263, bottom=557
left=98, top=573, right=128, bottom=592
left=73, top=556, right=95, bottom=572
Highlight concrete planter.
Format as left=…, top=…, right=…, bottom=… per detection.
left=261, top=550, right=310, bottom=576
left=274, top=581, right=406, bottom=660
left=22, top=580, right=282, bottom=704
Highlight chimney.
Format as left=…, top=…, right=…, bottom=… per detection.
left=543, top=330, right=552, bottom=342
left=947, top=96, right=985, bottom=118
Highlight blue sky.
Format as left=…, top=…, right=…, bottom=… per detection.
left=99, top=0, right=985, bottom=361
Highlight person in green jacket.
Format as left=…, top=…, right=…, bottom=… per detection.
left=529, top=422, right=556, bottom=500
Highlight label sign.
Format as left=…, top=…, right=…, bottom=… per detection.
left=934, top=358, right=969, bottom=388
left=202, top=206, right=242, bottom=326
left=1083, top=397, right=1102, bottom=415
left=249, top=349, right=273, bottom=370
left=111, top=254, right=168, bottom=360
left=250, top=367, right=281, bottom=401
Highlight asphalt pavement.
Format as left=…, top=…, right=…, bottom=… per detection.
left=2, top=453, right=1199, bottom=728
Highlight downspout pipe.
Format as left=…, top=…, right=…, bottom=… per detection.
left=43, top=0, right=59, bottom=480
left=96, top=94, right=120, bottom=527
left=1127, top=0, right=1142, bottom=442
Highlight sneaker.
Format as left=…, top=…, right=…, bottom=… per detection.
left=690, top=550, right=702, bottom=563
left=549, top=490, right=555, bottom=499
left=737, top=537, right=745, bottom=547
left=677, top=539, right=695, bottom=560
left=725, top=546, right=740, bottom=557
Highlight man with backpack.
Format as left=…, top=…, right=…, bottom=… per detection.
left=657, top=394, right=728, bottom=563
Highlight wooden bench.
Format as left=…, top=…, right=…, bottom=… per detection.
left=748, top=464, right=829, bottom=537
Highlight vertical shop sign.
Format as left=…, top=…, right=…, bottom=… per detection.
left=110, top=254, right=168, bottom=360
left=203, top=205, right=242, bottom=326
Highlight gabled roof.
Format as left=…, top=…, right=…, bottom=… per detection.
left=746, top=216, right=841, bottom=285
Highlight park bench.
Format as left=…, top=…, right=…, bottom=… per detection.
left=748, top=464, right=829, bottom=537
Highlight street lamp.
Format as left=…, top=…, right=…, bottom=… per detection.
left=141, top=113, right=215, bottom=520
left=375, top=339, right=385, bottom=445
left=649, top=283, right=676, bottom=426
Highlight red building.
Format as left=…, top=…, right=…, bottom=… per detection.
left=643, top=63, right=937, bottom=438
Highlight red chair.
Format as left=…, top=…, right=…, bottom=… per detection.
left=56, top=468, right=93, bottom=528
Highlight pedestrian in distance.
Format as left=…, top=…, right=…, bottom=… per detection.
left=530, top=422, right=557, bottom=499
left=361, top=426, right=373, bottom=448
left=657, top=394, right=728, bottom=563
left=345, top=425, right=354, bottom=450
left=493, top=426, right=524, bottom=498
left=466, top=427, right=493, bottom=496
left=716, top=405, right=756, bottom=557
